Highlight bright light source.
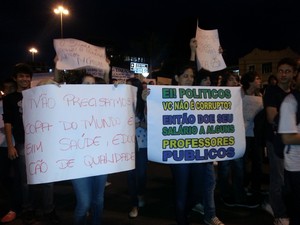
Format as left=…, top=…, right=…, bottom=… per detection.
left=54, top=6, right=69, bottom=15
left=29, top=48, right=38, bottom=54
left=29, top=48, right=38, bottom=61
left=142, top=72, right=149, bottom=77
left=54, top=5, right=69, bottom=38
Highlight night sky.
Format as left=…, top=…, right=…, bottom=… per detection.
left=1, top=0, right=299, bottom=79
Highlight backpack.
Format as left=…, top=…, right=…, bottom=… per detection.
left=273, top=90, right=300, bottom=158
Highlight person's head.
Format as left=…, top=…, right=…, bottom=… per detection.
left=126, top=77, right=143, bottom=93
left=126, top=77, right=145, bottom=119
left=216, top=75, right=223, bottom=86
left=81, top=74, right=96, bottom=84
left=0, top=78, right=17, bottom=98
left=174, top=62, right=195, bottom=86
left=240, top=71, right=261, bottom=92
left=276, top=57, right=298, bottom=86
left=196, top=68, right=212, bottom=86
left=12, top=63, right=32, bottom=91
left=268, top=74, right=277, bottom=86
left=220, top=71, right=239, bottom=87
left=142, top=81, right=147, bottom=89
left=95, top=77, right=106, bottom=84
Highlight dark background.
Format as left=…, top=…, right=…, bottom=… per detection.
left=1, top=0, right=299, bottom=79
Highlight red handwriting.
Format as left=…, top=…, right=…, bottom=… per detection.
left=82, top=115, right=121, bottom=129
left=98, top=97, right=132, bottom=107
left=77, top=56, right=102, bottom=67
left=59, top=135, right=101, bottom=151
left=29, top=159, right=48, bottom=175
left=63, top=94, right=98, bottom=107
left=25, top=121, right=54, bottom=134
left=56, top=159, right=75, bottom=169
left=112, top=133, right=135, bottom=145
left=63, top=94, right=132, bottom=108
left=84, top=152, right=135, bottom=168
left=29, top=93, right=56, bottom=109
left=25, top=141, right=43, bottom=155
left=59, top=121, right=78, bottom=130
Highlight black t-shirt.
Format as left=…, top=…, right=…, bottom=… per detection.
left=2, top=92, right=24, bottom=144
left=263, top=85, right=290, bottom=141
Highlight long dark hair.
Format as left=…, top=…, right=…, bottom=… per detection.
left=126, top=77, right=145, bottom=121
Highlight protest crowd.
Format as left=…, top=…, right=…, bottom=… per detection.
left=0, top=32, right=300, bottom=225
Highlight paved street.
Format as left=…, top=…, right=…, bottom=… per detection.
left=1, top=161, right=273, bottom=225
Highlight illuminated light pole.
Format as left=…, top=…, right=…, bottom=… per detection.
left=29, top=48, right=38, bottom=62
left=54, top=5, right=69, bottom=38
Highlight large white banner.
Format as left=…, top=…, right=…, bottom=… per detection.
left=53, top=38, right=110, bottom=71
left=195, top=26, right=226, bottom=72
left=22, top=84, right=136, bottom=184
left=147, top=86, right=245, bottom=164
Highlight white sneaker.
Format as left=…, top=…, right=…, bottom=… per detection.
left=192, top=203, right=204, bottom=215
left=261, top=201, right=274, bottom=217
left=274, top=218, right=289, bottom=225
left=204, top=216, right=224, bottom=225
left=128, top=207, right=138, bottom=218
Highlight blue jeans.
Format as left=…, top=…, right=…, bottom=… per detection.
left=72, top=174, right=107, bottom=225
left=266, top=141, right=288, bottom=218
left=218, top=157, right=245, bottom=202
left=127, top=148, right=148, bottom=207
left=170, top=162, right=216, bottom=225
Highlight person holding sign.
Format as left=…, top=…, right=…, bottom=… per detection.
left=71, top=73, right=108, bottom=225
left=2, top=63, right=59, bottom=224
left=169, top=62, right=224, bottom=225
left=192, top=68, right=212, bottom=215
left=126, top=77, right=148, bottom=219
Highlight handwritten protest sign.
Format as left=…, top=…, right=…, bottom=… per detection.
left=195, top=26, right=226, bottom=72
left=112, top=66, right=134, bottom=83
left=147, top=86, right=245, bottom=164
left=22, top=84, right=136, bottom=184
left=53, top=38, right=110, bottom=71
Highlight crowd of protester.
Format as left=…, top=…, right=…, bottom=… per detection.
left=0, top=37, right=299, bottom=225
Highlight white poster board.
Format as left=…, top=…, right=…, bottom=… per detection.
left=22, top=84, right=136, bottom=184
left=195, top=26, right=226, bottom=72
left=112, top=66, right=134, bottom=83
left=53, top=38, right=110, bottom=71
left=147, top=86, right=245, bottom=163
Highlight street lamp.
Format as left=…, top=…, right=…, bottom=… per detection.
left=29, top=48, right=38, bottom=62
left=54, top=5, right=69, bottom=38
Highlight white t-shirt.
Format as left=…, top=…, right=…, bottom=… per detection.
left=0, top=100, right=7, bottom=147
left=278, top=93, right=300, bottom=172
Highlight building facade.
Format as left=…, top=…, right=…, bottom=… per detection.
left=239, top=47, right=300, bottom=84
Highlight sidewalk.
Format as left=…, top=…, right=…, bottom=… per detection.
left=0, top=162, right=273, bottom=225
